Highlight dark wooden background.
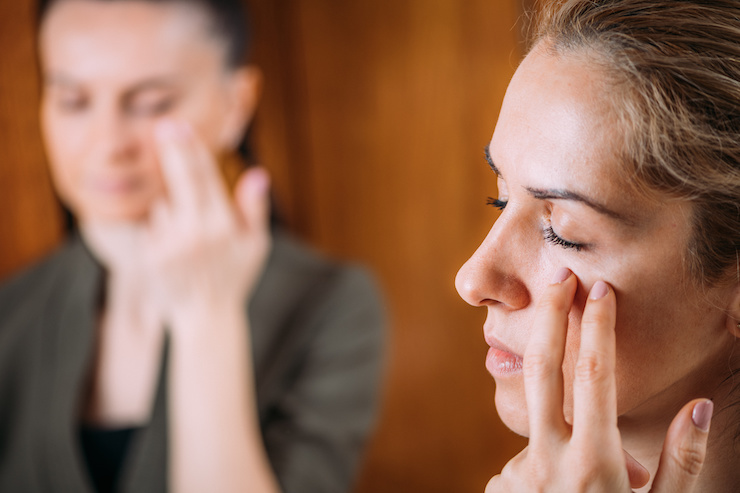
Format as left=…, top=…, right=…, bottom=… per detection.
left=0, top=1, right=530, bottom=491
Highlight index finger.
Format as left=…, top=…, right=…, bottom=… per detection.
left=154, top=120, right=230, bottom=217
left=571, top=280, right=619, bottom=445
left=523, top=267, right=577, bottom=445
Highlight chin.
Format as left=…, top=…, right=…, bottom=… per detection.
left=494, top=382, right=530, bottom=437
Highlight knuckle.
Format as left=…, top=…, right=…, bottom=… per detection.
left=583, top=308, right=612, bottom=329
left=537, top=292, right=569, bottom=314
left=523, top=351, right=558, bottom=381
left=574, top=352, right=610, bottom=385
left=671, top=441, right=705, bottom=477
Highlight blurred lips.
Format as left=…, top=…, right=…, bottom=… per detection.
left=86, top=176, right=142, bottom=197
left=88, top=175, right=142, bottom=194
left=485, top=334, right=523, bottom=377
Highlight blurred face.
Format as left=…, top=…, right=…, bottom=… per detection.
left=39, top=0, right=256, bottom=223
left=455, top=45, right=737, bottom=437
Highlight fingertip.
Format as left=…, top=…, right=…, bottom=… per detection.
left=246, top=166, right=270, bottom=193
left=691, top=399, right=713, bottom=433
left=551, top=267, right=572, bottom=284
left=589, top=280, right=610, bottom=300
left=236, top=167, right=270, bottom=200
left=235, top=167, right=271, bottom=228
left=651, top=398, right=711, bottom=491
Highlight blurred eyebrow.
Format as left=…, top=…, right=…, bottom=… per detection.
left=125, top=78, right=179, bottom=94
left=44, top=74, right=76, bottom=87
left=44, top=73, right=178, bottom=94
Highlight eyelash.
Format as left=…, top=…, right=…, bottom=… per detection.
left=544, top=225, right=584, bottom=251
left=486, top=196, right=585, bottom=252
left=486, top=197, right=507, bottom=211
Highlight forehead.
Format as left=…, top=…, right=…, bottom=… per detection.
left=39, top=0, right=225, bottom=84
left=490, top=45, right=625, bottom=197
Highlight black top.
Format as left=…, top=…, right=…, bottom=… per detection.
left=80, top=426, right=139, bottom=493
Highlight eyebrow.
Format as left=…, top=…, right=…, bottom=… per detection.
left=484, top=146, right=500, bottom=175
left=45, top=74, right=179, bottom=94
left=483, top=145, right=634, bottom=224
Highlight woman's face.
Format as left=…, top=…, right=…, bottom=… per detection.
left=455, top=45, right=737, bottom=437
left=39, top=0, right=257, bottom=223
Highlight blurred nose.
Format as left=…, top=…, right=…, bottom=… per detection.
left=455, top=214, right=530, bottom=310
left=88, top=105, right=140, bottom=166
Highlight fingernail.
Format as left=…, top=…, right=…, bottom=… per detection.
left=692, top=399, right=713, bottom=432
left=551, top=267, right=571, bottom=284
left=589, top=280, right=609, bottom=300
left=248, top=167, right=270, bottom=192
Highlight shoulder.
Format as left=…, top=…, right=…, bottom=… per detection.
left=250, top=230, right=385, bottom=343
left=0, top=237, right=95, bottom=336
left=258, top=230, right=382, bottom=308
left=0, top=242, right=68, bottom=316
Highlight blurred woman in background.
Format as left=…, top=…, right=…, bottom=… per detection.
left=0, top=0, right=384, bottom=492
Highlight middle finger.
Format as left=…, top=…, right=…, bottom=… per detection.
left=524, top=267, right=577, bottom=445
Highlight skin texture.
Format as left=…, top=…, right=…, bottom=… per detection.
left=38, top=1, right=278, bottom=492
left=456, top=44, right=740, bottom=492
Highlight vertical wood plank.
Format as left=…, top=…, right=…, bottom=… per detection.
left=248, top=1, right=529, bottom=491
left=0, top=0, right=63, bottom=280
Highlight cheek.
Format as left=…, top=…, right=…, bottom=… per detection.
left=176, top=87, right=232, bottom=153
left=41, top=112, right=84, bottom=201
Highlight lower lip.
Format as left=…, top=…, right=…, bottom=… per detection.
left=485, top=346, right=523, bottom=377
left=89, top=177, right=140, bottom=194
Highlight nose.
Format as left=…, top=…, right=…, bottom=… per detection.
left=455, top=215, right=530, bottom=310
left=88, top=105, right=139, bottom=165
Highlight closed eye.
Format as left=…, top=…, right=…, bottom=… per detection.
left=544, top=225, right=584, bottom=251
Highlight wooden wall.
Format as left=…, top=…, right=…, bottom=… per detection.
left=0, top=0, right=62, bottom=279
left=246, top=3, right=528, bottom=489
left=0, top=0, right=528, bottom=491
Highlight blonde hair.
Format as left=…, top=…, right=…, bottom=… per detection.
left=534, top=0, right=740, bottom=285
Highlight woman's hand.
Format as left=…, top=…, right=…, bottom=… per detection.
left=146, top=119, right=270, bottom=327
left=485, top=268, right=713, bottom=493
left=147, top=120, right=280, bottom=493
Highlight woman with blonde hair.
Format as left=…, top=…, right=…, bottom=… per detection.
left=456, top=0, right=740, bottom=491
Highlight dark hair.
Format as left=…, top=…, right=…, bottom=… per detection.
left=37, top=0, right=252, bottom=69
left=533, top=0, right=740, bottom=286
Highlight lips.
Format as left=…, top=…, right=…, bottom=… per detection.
left=88, top=176, right=142, bottom=195
left=484, top=335, right=523, bottom=377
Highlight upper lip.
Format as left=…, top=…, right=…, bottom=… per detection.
left=484, top=332, right=522, bottom=357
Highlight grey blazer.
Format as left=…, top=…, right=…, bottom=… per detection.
left=0, top=231, right=385, bottom=493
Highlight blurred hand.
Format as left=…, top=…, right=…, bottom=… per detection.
left=145, top=119, right=271, bottom=328
left=485, top=269, right=713, bottom=493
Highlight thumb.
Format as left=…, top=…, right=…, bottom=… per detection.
left=235, top=166, right=270, bottom=234
left=650, top=398, right=713, bottom=493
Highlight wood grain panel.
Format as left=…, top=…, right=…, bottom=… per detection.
left=247, top=1, right=528, bottom=491
left=0, top=0, right=63, bottom=280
